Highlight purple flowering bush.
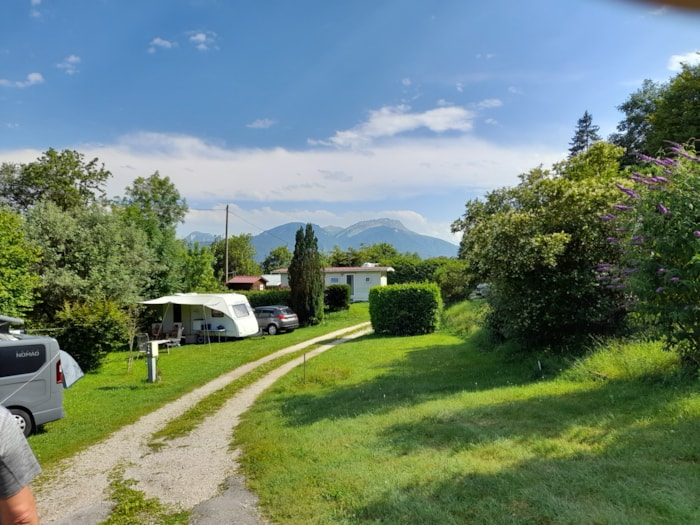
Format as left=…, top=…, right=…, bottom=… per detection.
left=605, top=143, right=700, bottom=369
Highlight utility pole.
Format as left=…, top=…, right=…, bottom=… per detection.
left=224, top=205, right=229, bottom=284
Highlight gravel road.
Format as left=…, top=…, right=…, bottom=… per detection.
left=35, top=323, right=372, bottom=525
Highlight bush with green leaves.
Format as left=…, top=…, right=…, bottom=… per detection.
left=244, top=289, right=292, bottom=308
left=324, top=284, right=351, bottom=312
left=452, top=143, right=628, bottom=348
left=369, top=283, right=442, bottom=336
left=55, top=300, right=130, bottom=372
left=601, top=143, right=700, bottom=370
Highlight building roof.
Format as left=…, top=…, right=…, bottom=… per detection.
left=225, top=275, right=268, bottom=285
left=272, top=266, right=394, bottom=274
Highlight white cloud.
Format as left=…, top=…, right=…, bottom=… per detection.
left=29, top=0, right=40, bottom=17
left=56, top=55, right=80, bottom=75
left=149, top=37, right=177, bottom=53
left=402, top=78, right=412, bottom=86
left=668, top=50, right=700, bottom=71
left=188, top=31, right=218, bottom=51
left=475, top=98, right=502, bottom=110
left=311, top=104, right=476, bottom=149
left=456, top=82, right=464, bottom=93
left=0, top=131, right=563, bottom=243
left=0, top=72, right=44, bottom=88
left=247, top=118, right=276, bottom=129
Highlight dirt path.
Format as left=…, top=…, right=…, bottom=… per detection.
left=35, top=323, right=372, bottom=525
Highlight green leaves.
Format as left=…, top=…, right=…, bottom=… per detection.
left=453, top=143, right=627, bottom=347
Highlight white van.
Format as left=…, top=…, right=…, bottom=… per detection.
left=0, top=316, right=65, bottom=436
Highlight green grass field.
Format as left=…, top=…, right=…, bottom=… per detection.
left=234, top=302, right=700, bottom=524
left=27, top=300, right=700, bottom=524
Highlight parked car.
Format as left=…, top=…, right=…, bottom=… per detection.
left=254, top=306, right=299, bottom=335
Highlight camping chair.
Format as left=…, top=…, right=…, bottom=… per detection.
left=135, top=333, right=150, bottom=359
left=151, top=323, right=163, bottom=338
left=166, top=322, right=183, bottom=350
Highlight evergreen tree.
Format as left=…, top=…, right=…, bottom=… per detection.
left=568, top=110, right=601, bottom=158
left=288, top=224, right=324, bottom=326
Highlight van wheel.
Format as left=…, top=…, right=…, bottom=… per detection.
left=267, top=324, right=278, bottom=335
left=10, top=408, right=33, bottom=437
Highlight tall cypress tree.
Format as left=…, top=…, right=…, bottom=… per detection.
left=568, top=110, right=601, bottom=158
left=288, top=223, right=324, bottom=326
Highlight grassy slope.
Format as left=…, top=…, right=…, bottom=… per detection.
left=234, top=301, right=700, bottom=524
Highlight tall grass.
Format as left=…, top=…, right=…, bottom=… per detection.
left=234, top=301, right=700, bottom=524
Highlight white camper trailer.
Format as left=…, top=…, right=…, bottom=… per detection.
left=141, top=293, right=260, bottom=343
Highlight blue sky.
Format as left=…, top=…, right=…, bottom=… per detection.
left=1, top=0, right=699, bottom=245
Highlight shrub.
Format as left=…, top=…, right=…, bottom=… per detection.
left=244, top=289, right=292, bottom=308
left=55, top=300, right=130, bottom=372
left=324, top=284, right=351, bottom=312
left=602, top=143, right=700, bottom=370
left=369, top=283, right=442, bottom=336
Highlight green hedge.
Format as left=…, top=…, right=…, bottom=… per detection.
left=324, top=284, right=351, bottom=312
left=243, top=289, right=292, bottom=308
left=369, top=283, right=442, bottom=336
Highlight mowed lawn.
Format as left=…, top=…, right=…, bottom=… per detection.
left=234, top=303, right=700, bottom=524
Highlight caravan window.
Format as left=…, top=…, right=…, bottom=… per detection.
left=232, top=304, right=250, bottom=317
left=1, top=344, right=47, bottom=377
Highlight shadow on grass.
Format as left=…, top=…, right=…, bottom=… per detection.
left=276, top=333, right=543, bottom=427
left=354, top=407, right=700, bottom=524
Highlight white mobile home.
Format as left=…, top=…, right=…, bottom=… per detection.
left=140, top=293, right=259, bottom=342
left=272, top=264, right=394, bottom=302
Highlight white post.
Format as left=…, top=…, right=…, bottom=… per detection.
left=147, top=341, right=159, bottom=382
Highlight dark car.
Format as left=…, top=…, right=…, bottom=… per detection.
left=254, top=306, right=299, bottom=335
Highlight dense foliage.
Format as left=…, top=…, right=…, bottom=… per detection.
left=453, top=143, right=628, bottom=348
left=244, top=289, right=292, bottom=308
left=610, top=64, right=700, bottom=163
left=211, top=234, right=261, bottom=282
left=369, top=282, right=442, bottom=336
left=288, top=224, right=325, bottom=326
left=602, top=144, right=700, bottom=369
left=324, top=284, right=351, bottom=312
left=0, top=208, right=39, bottom=317
left=55, top=300, right=130, bottom=372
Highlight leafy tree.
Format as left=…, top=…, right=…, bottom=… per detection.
left=0, top=149, right=110, bottom=212
left=604, top=144, right=700, bottom=370
left=288, top=224, right=324, bottom=326
left=0, top=208, right=39, bottom=317
left=55, top=300, right=129, bottom=372
left=433, top=258, right=473, bottom=305
left=609, top=79, right=663, bottom=165
left=182, top=243, right=221, bottom=292
left=568, top=111, right=601, bottom=158
left=262, top=245, right=293, bottom=273
left=118, top=172, right=189, bottom=296
left=211, top=234, right=261, bottom=281
left=385, top=255, right=436, bottom=284
left=328, top=245, right=357, bottom=267
left=646, top=63, right=700, bottom=156
left=119, top=171, right=188, bottom=232
left=452, top=142, right=628, bottom=348
left=357, top=242, right=400, bottom=263
left=25, top=201, right=154, bottom=323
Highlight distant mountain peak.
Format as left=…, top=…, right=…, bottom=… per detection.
left=182, top=218, right=458, bottom=261
left=339, top=218, right=409, bottom=238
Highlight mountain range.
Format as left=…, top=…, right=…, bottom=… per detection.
left=184, top=218, right=459, bottom=262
